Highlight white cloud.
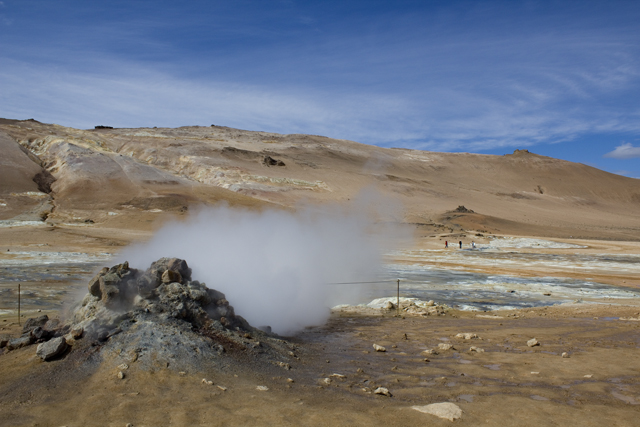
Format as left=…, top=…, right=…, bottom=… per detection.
left=604, top=143, right=640, bottom=159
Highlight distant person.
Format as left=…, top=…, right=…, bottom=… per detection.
left=471, top=241, right=476, bottom=249
left=459, top=241, right=462, bottom=249
left=445, top=241, right=448, bottom=248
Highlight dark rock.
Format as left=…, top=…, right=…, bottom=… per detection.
left=30, top=326, right=49, bottom=341
left=7, top=335, right=34, bottom=350
left=22, top=315, right=49, bottom=334
left=454, top=205, right=474, bottom=213
left=44, top=318, right=61, bottom=331
left=71, top=327, right=84, bottom=339
left=36, top=336, right=68, bottom=361
left=0, top=336, right=9, bottom=348
left=262, top=156, right=285, bottom=167
left=162, top=269, right=182, bottom=284
left=99, top=273, right=120, bottom=303
left=32, top=169, right=56, bottom=194
left=88, top=267, right=109, bottom=297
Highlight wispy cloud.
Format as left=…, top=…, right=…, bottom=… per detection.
left=0, top=1, right=639, bottom=157
left=604, top=143, right=640, bottom=159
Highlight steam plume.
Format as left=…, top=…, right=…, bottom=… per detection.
left=119, top=200, right=403, bottom=334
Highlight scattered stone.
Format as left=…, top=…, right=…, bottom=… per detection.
left=7, top=335, right=34, bottom=351
left=584, top=374, right=593, bottom=378
left=562, top=352, right=570, bottom=358
left=374, top=387, right=391, bottom=397
left=256, top=385, right=269, bottom=391
left=385, top=301, right=396, bottom=310
left=0, top=337, right=8, bottom=348
left=201, top=379, right=213, bottom=385
left=469, top=346, right=484, bottom=353
left=126, top=424, right=133, bottom=427
left=373, top=344, right=386, bottom=352
left=178, top=371, right=186, bottom=376
left=323, top=378, right=332, bottom=385
left=531, top=372, right=540, bottom=375
left=426, top=300, right=435, bottom=306
left=423, top=358, right=430, bottom=362
left=287, top=378, right=294, bottom=383
left=423, top=349, right=438, bottom=355
left=117, top=371, right=125, bottom=379
left=455, top=333, right=478, bottom=340
left=527, top=338, right=540, bottom=347
left=412, top=402, right=462, bottom=421
left=217, top=385, right=227, bottom=391
left=262, top=155, right=285, bottom=167
left=36, top=336, right=67, bottom=361
left=438, top=343, right=454, bottom=351
left=330, top=373, right=345, bottom=378
left=274, top=361, right=291, bottom=370
left=118, top=363, right=129, bottom=370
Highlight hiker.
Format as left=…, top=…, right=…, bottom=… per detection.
left=445, top=241, right=448, bottom=248
left=471, top=241, right=476, bottom=249
left=459, top=241, right=462, bottom=249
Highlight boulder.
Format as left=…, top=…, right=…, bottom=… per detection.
left=36, top=336, right=68, bottom=361
left=527, top=338, right=540, bottom=347
left=22, top=315, right=49, bottom=333
left=438, top=343, right=454, bottom=351
left=7, top=335, right=34, bottom=350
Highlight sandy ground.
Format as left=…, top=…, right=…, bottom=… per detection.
left=1, top=303, right=640, bottom=426
left=1, top=227, right=640, bottom=426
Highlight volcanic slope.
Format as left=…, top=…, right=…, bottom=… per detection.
left=1, top=119, right=639, bottom=242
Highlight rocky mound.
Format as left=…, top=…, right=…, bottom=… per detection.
left=2, top=258, right=297, bottom=373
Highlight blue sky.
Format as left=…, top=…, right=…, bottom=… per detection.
left=1, top=1, right=639, bottom=177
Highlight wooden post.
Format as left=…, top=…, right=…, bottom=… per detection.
left=396, top=279, right=400, bottom=316
left=18, top=283, right=21, bottom=326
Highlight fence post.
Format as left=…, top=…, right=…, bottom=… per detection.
left=396, top=279, right=400, bottom=316
left=18, top=283, right=21, bottom=326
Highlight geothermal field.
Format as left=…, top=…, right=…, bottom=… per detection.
left=1, top=119, right=639, bottom=426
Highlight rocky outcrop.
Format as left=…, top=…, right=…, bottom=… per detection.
left=36, top=336, right=68, bottom=361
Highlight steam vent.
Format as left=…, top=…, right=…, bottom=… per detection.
left=11, top=258, right=296, bottom=372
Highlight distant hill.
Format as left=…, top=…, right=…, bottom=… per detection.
left=1, top=119, right=638, bottom=240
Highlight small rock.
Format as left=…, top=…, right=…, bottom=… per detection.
left=256, top=385, right=269, bottom=391
left=71, top=327, right=84, bottom=339
left=584, top=374, right=593, bottom=378
left=527, top=338, right=540, bottom=347
left=323, top=378, right=332, bottom=385
left=179, top=371, right=186, bottom=376
left=412, top=402, right=462, bottom=421
left=201, top=379, right=213, bottom=385
left=438, top=343, right=454, bottom=351
left=126, top=424, right=133, bottom=427
left=426, top=300, right=435, bottom=306
left=36, top=336, right=67, bottom=361
left=423, top=358, right=430, bottom=362
left=373, top=344, right=386, bottom=352
left=385, top=301, right=396, bottom=310
left=423, top=349, right=438, bottom=355
left=217, top=385, right=227, bottom=391
left=531, top=371, right=540, bottom=375
left=118, top=363, right=129, bottom=370
left=117, top=371, right=125, bottom=379
left=455, top=333, right=478, bottom=340
left=287, top=378, right=295, bottom=383
left=469, top=346, right=485, bottom=353
left=329, top=373, right=345, bottom=378
left=374, top=387, right=391, bottom=397
left=562, top=352, right=569, bottom=358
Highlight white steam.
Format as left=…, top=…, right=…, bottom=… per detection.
left=119, top=202, right=402, bottom=335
